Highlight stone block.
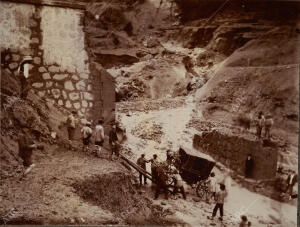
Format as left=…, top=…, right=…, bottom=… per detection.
left=58, top=99, right=64, bottom=106
left=79, top=73, right=89, bottom=79
left=38, top=51, right=42, bottom=56
left=51, top=89, right=61, bottom=99
left=72, top=75, right=79, bottom=81
left=66, top=100, right=72, bottom=108
left=42, top=73, right=51, bottom=80
left=73, top=102, right=81, bottom=110
left=33, top=57, right=41, bottom=65
left=46, top=81, right=53, bottom=88
left=89, top=102, right=93, bottom=108
left=48, top=66, right=60, bottom=73
left=20, top=49, right=34, bottom=56
left=87, top=84, right=92, bottom=91
left=64, top=81, right=75, bottom=91
left=5, top=55, right=11, bottom=61
left=76, top=81, right=86, bottom=90
left=53, top=74, right=68, bottom=81
left=38, top=90, right=46, bottom=97
left=28, top=64, right=34, bottom=71
left=39, top=67, right=47, bottom=73
left=69, top=92, right=80, bottom=101
left=82, top=100, right=88, bottom=108
left=9, top=63, right=18, bottom=70
left=29, top=19, right=38, bottom=27
left=12, top=54, right=20, bottom=62
left=32, top=82, right=44, bottom=88
left=31, top=38, right=40, bottom=44
left=83, top=92, right=93, bottom=101
left=62, top=90, right=67, bottom=99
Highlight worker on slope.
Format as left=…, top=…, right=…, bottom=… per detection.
left=18, top=128, right=44, bottom=175
left=154, top=162, right=169, bottom=200
left=66, top=111, right=77, bottom=142
left=137, top=154, right=148, bottom=186
left=17, top=56, right=33, bottom=99
left=255, top=111, right=265, bottom=140
left=264, top=114, right=274, bottom=140
left=149, top=154, right=159, bottom=184
left=81, top=122, right=93, bottom=152
left=109, top=122, right=119, bottom=160
left=171, top=170, right=186, bottom=199
left=94, top=119, right=105, bottom=157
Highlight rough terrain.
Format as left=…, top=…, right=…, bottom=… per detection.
left=1, top=0, right=299, bottom=226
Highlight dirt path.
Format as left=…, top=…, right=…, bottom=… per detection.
left=118, top=96, right=297, bottom=226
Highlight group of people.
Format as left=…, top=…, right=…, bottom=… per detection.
left=255, top=111, right=274, bottom=140
left=66, top=111, right=120, bottom=160
left=136, top=152, right=186, bottom=200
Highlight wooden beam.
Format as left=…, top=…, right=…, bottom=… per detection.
left=2, top=0, right=88, bottom=10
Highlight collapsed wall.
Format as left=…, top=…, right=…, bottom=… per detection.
left=0, top=1, right=115, bottom=123
left=193, top=131, right=278, bottom=179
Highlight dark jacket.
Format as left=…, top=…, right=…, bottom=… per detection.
left=109, top=129, right=118, bottom=145
left=137, top=157, right=147, bottom=169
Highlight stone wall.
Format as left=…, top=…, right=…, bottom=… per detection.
left=193, top=131, right=278, bottom=179
left=0, top=1, right=115, bottom=121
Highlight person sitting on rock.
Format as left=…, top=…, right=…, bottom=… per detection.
left=17, top=56, right=33, bottom=98
left=81, top=122, right=93, bottom=152
left=171, top=170, right=186, bottom=200
left=264, top=114, right=274, bottom=140
left=94, top=119, right=105, bottom=157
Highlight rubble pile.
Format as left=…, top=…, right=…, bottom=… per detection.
left=131, top=121, right=163, bottom=143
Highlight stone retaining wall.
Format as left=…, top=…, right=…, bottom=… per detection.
left=0, top=1, right=114, bottom=120
left=193, top=131, right=278, bottom=179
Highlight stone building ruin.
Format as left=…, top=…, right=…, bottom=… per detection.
left=0, top=0, right=115, bottom=124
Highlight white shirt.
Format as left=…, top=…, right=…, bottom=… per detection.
left=81, top=126, right=92, bottom=139
left=94, top=125, right=104, bottom=142
left=23, top=63, right=29, bottom=78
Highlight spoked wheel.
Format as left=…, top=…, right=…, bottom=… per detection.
left=196, top=181, right=209, bottom=198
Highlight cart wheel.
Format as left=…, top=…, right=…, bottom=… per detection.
left=196, top=181, right=208, bottom=198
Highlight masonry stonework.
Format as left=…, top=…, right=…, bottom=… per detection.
left=193, top=131, right=278, bottom=180
left=0, top=1, right=115, bottom=122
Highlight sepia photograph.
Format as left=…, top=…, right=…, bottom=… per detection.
left=0, top=0, right=299, bottom=226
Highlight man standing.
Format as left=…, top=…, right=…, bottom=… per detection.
left=66, top=111, right=77, bottom=141
left=264, top=114, right=274, bottom=140
left=109, top=122, right=119, bottom=160
left=208, top=172, right=217, bottom=199
left=245, top=154, right=254, bottom=178
left=17, top=56, right=33, bottom=98
left=137, top=154, right=148, bottom=186
left=256, top=111, right=265, bottom=140
left=209, top=184, right=227, bottom=221
left=285, top=171, right=298, bottom=200
left=18, top=129, right=43, bottom=175
left=94, top=119, right=105, bottom=156
left=150, top=154, right=159, bottom=184
left=81, top=122, right=93, bottom=152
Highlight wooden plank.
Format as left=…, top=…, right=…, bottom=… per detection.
left=2, top=0, right=88, bottom=9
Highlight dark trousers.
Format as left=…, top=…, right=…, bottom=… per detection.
left=212, top=203, right=224, bottom=217
left=139, top=172, right=147, bottom=185
left=151, top=168, right=158, bottom=183
left=154, top=181, right=168, bottom=199
left=173, top=186, right=186, bottom=199
left=68, top=127, right=75, bottom=140
left=256, top=126, right=262, bottom=139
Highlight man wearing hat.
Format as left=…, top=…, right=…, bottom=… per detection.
left=66, top=111, right=77, bottom=141
left=17, top=56, right=33, bottom=98
left=137, top=154, right=148, bottom=186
